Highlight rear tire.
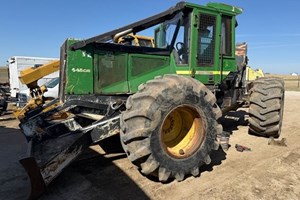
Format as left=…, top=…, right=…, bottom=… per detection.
left=120, top=75, right=222, bottom=182
left=248, top=77, right=284, bottom=138
left=0, top=95, right=7, bottom=115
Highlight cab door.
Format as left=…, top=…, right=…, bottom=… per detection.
left=191, top=12, right=220, bottom=85
left=191, top=12, right=237, bottom=85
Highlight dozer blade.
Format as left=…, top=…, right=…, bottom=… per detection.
left=20, top=131, right=91, bottom=200
left=19, top=157, right=46, bottom=200
left=19, top=115, right=120, bottom=199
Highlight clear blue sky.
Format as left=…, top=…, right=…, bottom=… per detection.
left=1, top=0, right=300, bottom=74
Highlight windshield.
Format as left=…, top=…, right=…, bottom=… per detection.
left=109, top=12, right=184, bottom=50
left=44, top=77, right=59, bottom=88
left=154, top=12, right=183, bottom=48
left=155, top=12, right=191, bottom=64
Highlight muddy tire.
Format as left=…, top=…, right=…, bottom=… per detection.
left=120, top=75, right=222, bottom=182
left=0, top=95, right=7, bottom=115
left=248, top=77, right=284, bottom=138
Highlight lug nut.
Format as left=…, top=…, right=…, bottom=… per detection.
left=179, top=149, right=185, bottom=155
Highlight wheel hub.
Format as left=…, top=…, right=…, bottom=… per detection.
left=161, top=105, right=205, bottom=159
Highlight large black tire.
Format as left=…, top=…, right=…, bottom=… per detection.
left=0, top=95, right=8, bottom=115
left=120, top=75, right=222, bottom=182
left=248, top=77, right=285, bottom=138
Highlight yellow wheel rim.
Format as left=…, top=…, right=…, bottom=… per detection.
left=161, top=105, right=205, bottom=159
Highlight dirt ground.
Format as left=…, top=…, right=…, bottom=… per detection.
left=0, top=91, right=299, bottom=200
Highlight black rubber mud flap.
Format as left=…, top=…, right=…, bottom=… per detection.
left=19, top=157, right=47, bottom=200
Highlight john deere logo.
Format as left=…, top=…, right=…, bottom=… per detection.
left=71, top=68, right=91, bottom=73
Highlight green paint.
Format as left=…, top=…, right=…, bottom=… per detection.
left=94, top=51, right=129, bottom=94
left=63, top=2, right=242, bottom=95
left=65, top=39, right=94, bottom=94
left=129, top=54, right=170, bottom=93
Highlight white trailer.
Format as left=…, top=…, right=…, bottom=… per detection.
left=7, top=56, right=58, bottom=97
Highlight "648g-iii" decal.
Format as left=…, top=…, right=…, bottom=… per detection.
left=71, top=68, right=91, bottom=73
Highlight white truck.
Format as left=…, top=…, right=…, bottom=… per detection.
left=7, top=56, right=59, bottom=106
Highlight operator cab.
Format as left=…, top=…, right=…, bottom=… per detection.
left=65, top=2, right=242, bottom=95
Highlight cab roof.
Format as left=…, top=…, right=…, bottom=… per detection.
left=70, top=1, right=242, bottom=50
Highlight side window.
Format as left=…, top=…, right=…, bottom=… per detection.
left=198, top=14, right=216, bottom=66
left=174, top=13, right=191, bottom=65
left=221, top=16, right=232, bottom=56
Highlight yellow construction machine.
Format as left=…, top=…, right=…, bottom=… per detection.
left=15, top=60, right=60, bottom=121
left=117, top=34, right=155, bottom=47
left=235, top=42, right=264, bottom=82
left=246, top=67, right=264, bottom=81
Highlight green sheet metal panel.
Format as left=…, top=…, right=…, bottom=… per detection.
left=65, top=39, right=94, bottom=94
left=131, top=55, right=168, bottom=77
left=128, top=54, right=170, bottom=93
left=93, top=51, right=129, bottom=94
